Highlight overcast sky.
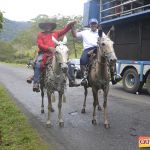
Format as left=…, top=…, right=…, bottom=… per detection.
left=0, top=0, right=87, bottom=21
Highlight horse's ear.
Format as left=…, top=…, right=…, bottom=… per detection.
left=63, top=36, right=67, bottom=44
left=107, top=26, right=115, bottom=38
left=52, top=36, right=59, bottom=45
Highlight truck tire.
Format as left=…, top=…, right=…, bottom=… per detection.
left=123, top=68, right=140, bottom=93
left=146, top=73, right=150, bottom=95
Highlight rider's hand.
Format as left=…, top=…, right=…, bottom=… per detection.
left=68, top=21, right=77, bottom=28
left=48, top=47, right=56, bottom=52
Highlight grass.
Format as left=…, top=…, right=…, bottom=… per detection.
left=0, top=85, right=49, bottom=150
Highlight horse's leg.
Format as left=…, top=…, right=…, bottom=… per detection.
left=97, top=102, right=102, bottom=111
left=46, top=91, right=52, bottom=127
left=50, top=92, right=55, bottom=112
left=103, top=86, right=110, bottom=128
left=92, top=87, right=98, bottom=125
left=40, top=85, right=45, bottom=113
left=97, top=91, right=102, bottom=111
left=58, top=92, right=64, bottom=127
left=81, top=86, right=88, bottom=113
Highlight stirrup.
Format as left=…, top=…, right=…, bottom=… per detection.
left=111, top=74, right=122, bottom=85
left=115, top=74, right=122, bottom=82
left=81, top=78, right=88, bottom=86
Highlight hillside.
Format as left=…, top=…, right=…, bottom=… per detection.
left=0, top=18, right=31, bottom=41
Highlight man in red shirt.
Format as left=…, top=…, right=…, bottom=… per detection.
left=29, top=21, right=78, bottom=92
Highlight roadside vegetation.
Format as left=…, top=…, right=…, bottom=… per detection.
left=0, top=85, right=49, bottom=150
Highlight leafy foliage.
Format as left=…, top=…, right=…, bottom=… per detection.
left=0, top=40, right=16, bottom=62
left=0, top=11, right=3, bottom=30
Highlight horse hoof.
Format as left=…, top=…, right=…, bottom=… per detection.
left=59, top=122, right=64, bottom=127
left=81, top=108, right=86, bottom=113
left=41, top=110, right=44, bottom=113
left=97, top=106, right=102, bottom=111
left=92, top=119, right=97, bottom=125
left=104, top=123, right=110, bottom=129
left=51, top=107, right=55, bottom=112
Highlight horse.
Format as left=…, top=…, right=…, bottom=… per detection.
left=42, top=36, right=69, bottom=127
left=26, top=36, right=68, bottom=119
left=81, top=27, right=117, bottom=128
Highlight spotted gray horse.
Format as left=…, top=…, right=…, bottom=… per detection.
left=43, top=36, right=69, bottom=127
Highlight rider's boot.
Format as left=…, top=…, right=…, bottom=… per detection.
left=110, top=60, right=122, bottom=85
left=26, top=75, right=33, bottom=84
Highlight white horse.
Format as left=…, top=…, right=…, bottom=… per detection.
left=44, top=36, right=69, bottom=127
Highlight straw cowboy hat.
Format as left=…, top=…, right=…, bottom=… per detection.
left=38, top=22, right=57, bottom=31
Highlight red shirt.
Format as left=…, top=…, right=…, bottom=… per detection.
left=37, top=24, right=72, bottom=53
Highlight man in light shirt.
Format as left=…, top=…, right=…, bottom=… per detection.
left=71, top=18, right=122, bottom=86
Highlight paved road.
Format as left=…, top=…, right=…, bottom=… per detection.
left=0, top=63, right=150, bottom=150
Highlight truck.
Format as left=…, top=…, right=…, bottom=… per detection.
left=83, top=0, right=150, bottom=95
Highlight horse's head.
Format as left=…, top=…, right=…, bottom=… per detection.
left=98, top=27, right=117, bottom=63
left=52, top=36, right=69, bottom=73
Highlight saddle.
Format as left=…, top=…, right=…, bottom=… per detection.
left=88, top=49, right=97, bottom=67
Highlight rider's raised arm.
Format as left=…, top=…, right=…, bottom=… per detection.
left=57, top=21, right=76, bottom=38
left=71, top=27, right=83, bottom=41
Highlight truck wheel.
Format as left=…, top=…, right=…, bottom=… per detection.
left=146, top=73, right=150, bottom=95
left=123, top=68, right=140, bottom=93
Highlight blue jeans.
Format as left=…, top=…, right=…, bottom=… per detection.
left=80, top=47, right=97, bottom=66
left=33, top=54, right=43, bottom=84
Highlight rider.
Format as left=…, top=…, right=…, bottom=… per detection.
left=27, top=21, right=79, bottom=92
left=71, top=18, right=122, bottom=86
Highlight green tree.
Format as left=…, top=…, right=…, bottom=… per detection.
left=0, top=11, right=3, bottom=30
left=0, top=40, right=16, bottom=62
